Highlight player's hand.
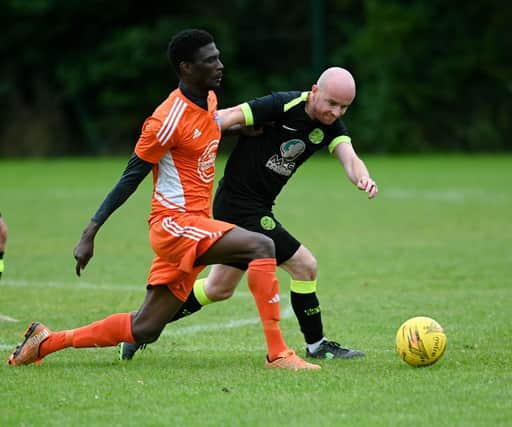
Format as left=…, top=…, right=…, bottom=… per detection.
left=357, top=176, right=378, bottom=199
left=73, top=237, right=94, bottom=277
left=73, top=221, right=100, bottom=277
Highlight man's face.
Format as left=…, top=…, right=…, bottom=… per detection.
left=309, top=84, right=353, bottom=125
left=189, top=42, right=224, bottom=91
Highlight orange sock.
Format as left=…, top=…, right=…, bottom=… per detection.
left=247, top=258, right=288, bottom=360
left=39, top=313, right=134, bottom=358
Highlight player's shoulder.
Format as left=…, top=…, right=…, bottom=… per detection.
left=149, top=89, right=209, bottom=135
left=273, top=91, right=309, bottom=114
left=249, top=90, right=303, bottom=106
left=325, top=117, right=349, bottom=138
left=138, top=90, right=189, bottom=139
left=270, top=90, right=305, bottom=105
left=153, top=89, right=189, bottom=120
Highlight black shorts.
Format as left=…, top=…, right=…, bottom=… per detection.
left=213, top=185, right=301, bottom=270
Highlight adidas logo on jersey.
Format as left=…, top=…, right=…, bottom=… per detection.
left=193, top=128, right=202, bottom=139
left=268, top=293, right=280, bottom=304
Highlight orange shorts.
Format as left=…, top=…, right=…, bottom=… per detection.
left=147, top=212, right=235, bottom=301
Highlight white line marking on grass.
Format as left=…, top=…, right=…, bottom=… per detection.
left=0, top=314, right=19, bottom=322
left=0, top=279, right=253, bottom=297
left=385, top=188, right=509, bottom=202
left=162, top=305, right=294, bottom=337
left=2, top=279, right=143, bottom=292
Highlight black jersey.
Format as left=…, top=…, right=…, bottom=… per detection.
left=220, top=91, right=351, bottom=209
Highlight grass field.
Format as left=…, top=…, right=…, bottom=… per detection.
left=1, top=154, right=511, bottom=426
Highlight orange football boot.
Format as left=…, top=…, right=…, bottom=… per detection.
left=7, top=322, right=51, bottom=366
left=265, top=349, right=321, bottom=370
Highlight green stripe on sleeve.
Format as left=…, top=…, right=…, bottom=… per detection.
left=284, top=92, right=309, bottom=112
left=240, top=103, right=254, bottom=126
left=328, top=135, right=352, bottom=154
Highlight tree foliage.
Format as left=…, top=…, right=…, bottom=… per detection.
left=1, top=0, right=510, bottom=156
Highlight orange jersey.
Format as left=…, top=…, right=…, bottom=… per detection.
left=135, top=88, right=221, bottom=222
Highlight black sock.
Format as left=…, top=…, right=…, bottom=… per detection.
left=168, top=291, right=203, bottom=323
left=290, top=291, right=324, bottom=344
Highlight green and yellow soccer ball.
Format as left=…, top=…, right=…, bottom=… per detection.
left=396, top=316, right=447, bottom=367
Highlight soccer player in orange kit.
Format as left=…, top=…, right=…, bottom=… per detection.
left=7, top=29, right=319, bottom=371
left=121, top=67, right=378, bottom=362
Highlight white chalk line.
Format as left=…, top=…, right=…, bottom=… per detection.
left=0, top=314, right=18, bottom=322
left=1, top=278, right=151, bottom=292
left=0, top=278, right=251, bottom=297
left=161, top=304, right=294, bottom=337
left=384, top=188, right=510, bottom=203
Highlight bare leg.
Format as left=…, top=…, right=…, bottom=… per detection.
left=131, top=286, right=184, bottom=343
left=204, top=264, right=245, bottom=301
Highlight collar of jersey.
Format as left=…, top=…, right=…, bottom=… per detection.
left=178, top=82, right=209, bottom=111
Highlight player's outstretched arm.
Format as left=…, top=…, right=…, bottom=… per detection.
left=217, top=105, right=246, bottom=131
left=73, top=153, right=153, bottom=276
left=333, top=142, right=378, bottom=199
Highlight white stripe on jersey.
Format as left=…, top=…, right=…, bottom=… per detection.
left=157, top=98, right=182, bottom=142
left=155, top=151, right=185, bottom=209
left=161, top=217, right=222, bottom=241
left=157, top=97, right=187, bottom=145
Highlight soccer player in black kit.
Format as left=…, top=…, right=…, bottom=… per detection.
left=121, top=67, right=378, bottom=360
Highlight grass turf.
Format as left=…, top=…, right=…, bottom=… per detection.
left=0, top=154, right=511, bottom=426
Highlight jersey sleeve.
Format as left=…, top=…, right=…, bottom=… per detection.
left=134, top=117, right=171, bottom=164
left=241, top=92, right=284, bottom=126
left=327, top=119, right=352, bottom=154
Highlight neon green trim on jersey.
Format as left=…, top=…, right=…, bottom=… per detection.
left=193, top=278, right=213, bottom=306
left=0, top=259, right=4, bottom=274
left=328, top=135, right=352, bottom=154
left=290, top=279, right=317, bottom=294
left=284, top=92, right=309, bottom=112
left=240, top=103, right=254, bottom=126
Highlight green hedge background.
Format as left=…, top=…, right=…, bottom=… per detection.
left=1, top=0, right=510, bottom=156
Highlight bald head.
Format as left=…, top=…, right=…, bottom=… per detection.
left=317, top=67, right=356, bottom=104
left=306, top=67, right=356, bottom=124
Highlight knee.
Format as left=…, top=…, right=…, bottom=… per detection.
left=206, top=275, right=237, bottom=301
left=249, top=233, right=275, bottom=259
left=131, top=318, right=164, bottom=344
left=303, top=256, right=318, bottom=281
left=288, top=252, right=318, bottom=281
left=210, top=286, right=235, bottom=301
left=205, top=266, right=243, bottom=302
left=296, top=255, right=317, bottom=281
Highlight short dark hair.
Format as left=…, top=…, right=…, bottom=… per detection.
left=167, top=29, right=214, bottom=76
